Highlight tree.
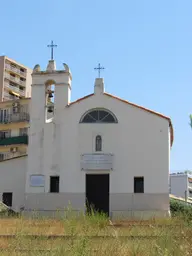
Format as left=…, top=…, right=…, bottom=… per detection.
left=189, top=115, right=192, bottom=129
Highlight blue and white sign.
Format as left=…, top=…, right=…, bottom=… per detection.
left=30, top=175, right=45, bottom=187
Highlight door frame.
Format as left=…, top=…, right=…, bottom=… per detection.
left=85, top=171, right=110, bottom=216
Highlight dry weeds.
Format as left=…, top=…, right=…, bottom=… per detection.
left=0, top=212, right=191, bottom=255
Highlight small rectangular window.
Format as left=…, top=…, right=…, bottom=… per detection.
left=19, top=128, right=28, bottom=136
left=9, top=82, right=17, bottom=87
left=134, top=177, right=144, bottom=193
left=2, top=192, right=13, bottom=207
left=50, top=176, right=59, bottom=193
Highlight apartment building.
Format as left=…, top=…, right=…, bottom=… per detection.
left=170, top=172, right=192, bottom=200
left=0, top=98, right=30, bottom=161
left=0, top=56, right=32, bottom=102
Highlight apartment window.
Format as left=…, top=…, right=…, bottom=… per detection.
left=19, top=128, right=28, bottom=136
left=0, top=130, right=11, bottom=139
left=10, top=63, right=16, bottom=68
left=13, top=106, right=20, bottom=114
left=50, top=176, right=60, bottom=193
left=9, top=82, right=18, bottom=89
left=0, top=109, right=9, bottom=122
left=19, top=86, right=24, bottom=91
left=10, top=73, right=15, bottom=77
left=0, top=154, right=4, bottom=161
left=20, top=77, right=25, bottom=81
left=9, top=82, right=16, bottom=87
left=134, top=177, right=144, bottom=193
left=20, top=68, right=25, bottom=72
left=21, top=104, right=28, bottom=113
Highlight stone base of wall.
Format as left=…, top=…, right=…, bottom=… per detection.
left=110, top=210, right=171, bottom=220
left=22, top=192, right=170, bottom=220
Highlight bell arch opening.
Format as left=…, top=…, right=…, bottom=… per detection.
left=45, top=80, right=56, bottom=120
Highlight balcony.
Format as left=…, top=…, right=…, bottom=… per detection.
left=0, top=113, right=30, bottom=124
left=4, top=82, right=25, bottom=96
left=3, top=91, right=20, bottom=101
left=0, top=152, right=27, bottom=162
left=5, top=73, right=26, bottom=87
left=0, top=135, right=28, bottom=146
left=5, top=63, right=26, bottom=77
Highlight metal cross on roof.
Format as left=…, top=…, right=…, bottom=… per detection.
left=47, top=40, right=57, bottom=60
left=94, top=63, right=105, bottom=78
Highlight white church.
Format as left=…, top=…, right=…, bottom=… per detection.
left=0, top=58, right=174, bottom=219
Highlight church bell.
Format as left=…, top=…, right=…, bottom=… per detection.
left=48, top=92, right=53, bottom=98
left=48, top=106, right=54, bottom=113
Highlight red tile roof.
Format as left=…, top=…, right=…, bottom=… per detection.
left=68, top=92, right=174, bottom=147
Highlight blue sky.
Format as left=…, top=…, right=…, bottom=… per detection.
left=0, top=0, right=191, bottom=171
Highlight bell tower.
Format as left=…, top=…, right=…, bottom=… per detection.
left=30, top=60, right=72, bottom=124
left=26, top=58, right=72, bottom=193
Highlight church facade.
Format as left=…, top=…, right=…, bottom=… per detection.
left=1, top=59, right=174, bottom=219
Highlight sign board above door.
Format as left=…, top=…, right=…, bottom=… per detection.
left=81, top=154, right=113, bottom=170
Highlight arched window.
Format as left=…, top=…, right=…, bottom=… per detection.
left=80, top=108, right=118, bottom=123
left=95, top=135, right=102, bottom=151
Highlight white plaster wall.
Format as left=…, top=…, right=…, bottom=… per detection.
left=0, top=156, right=27, bottom=211
left=26, top=68, right=32, bottom=98
left=26, top=92, right=170, bottom=197
left=170, top=175, right=187, bottom=198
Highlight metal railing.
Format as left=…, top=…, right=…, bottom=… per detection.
left=0, top=113, right=29, bottom=124
left=5, top=73, right=26, bottom=87
left=0, top=135, right=28, bottom=145
left=3, top=91, right=20, bottom=100
left=0, top=152, right=27, bottom=162
left=3, top=95, right=14, bottom=101
left=4, top=82, right=25, bottom=96
left=5, top=63, right=26, bottom=77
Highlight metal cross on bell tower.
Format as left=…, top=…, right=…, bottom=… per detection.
left=47, top=40, right=57, bottom=60
left=94, top=63, right=105, bottom=78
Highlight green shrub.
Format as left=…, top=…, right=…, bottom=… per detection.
left=170, top=199, right=192, bottom=222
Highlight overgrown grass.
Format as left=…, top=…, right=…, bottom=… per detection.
left=170, top=198, right=192, bottom=224
left=0, top=208, right=191, bottom=255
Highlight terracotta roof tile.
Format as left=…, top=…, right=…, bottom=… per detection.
left=68, top=94, right=94, bottom=106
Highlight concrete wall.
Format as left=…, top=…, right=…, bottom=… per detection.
left=26, top=67, right=32, bottom=98
left=23, top=192, right=169, bottom=219
left=170, top=175, right=188, bottom=198
left=0, top=156, right=27, bottom=211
